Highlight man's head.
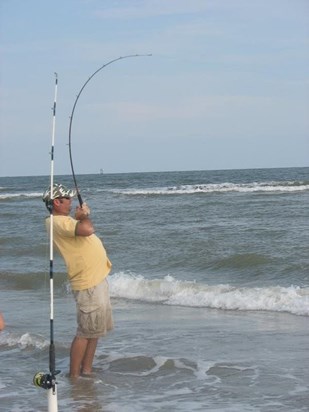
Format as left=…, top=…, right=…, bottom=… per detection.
left=43, top=183, right=76, bottom=212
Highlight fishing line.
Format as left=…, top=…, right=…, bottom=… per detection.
left=68, top=53, right=152, bottom=206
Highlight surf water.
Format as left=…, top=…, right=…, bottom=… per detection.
left=0, top=167, right=309, bottom=411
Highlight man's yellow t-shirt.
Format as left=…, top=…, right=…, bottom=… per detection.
left=46, top=215, right=112, bottom=291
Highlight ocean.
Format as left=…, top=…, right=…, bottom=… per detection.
left=0, top=167, right=309, bottom=411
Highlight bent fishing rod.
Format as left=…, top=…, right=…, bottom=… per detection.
left=34, top=73, right=59, bottom=412
left=68, top=53, right=152, bottom=206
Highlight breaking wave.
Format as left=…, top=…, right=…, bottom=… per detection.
left=0, top=192, right=42, bottom=200
left=111, top=181, right=309, bottom=196
left=109, top=272, right=309, bottom=317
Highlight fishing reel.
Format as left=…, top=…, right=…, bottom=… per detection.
left=33, top=370, right=60, bottom=391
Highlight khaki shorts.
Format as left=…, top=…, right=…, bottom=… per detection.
left=73, top=279, right=113, bottom=339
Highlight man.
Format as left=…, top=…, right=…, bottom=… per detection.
left=42, top=183, right=113, bottom=378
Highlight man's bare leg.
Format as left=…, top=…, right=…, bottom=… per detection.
left=70, top=336, right=99, bottom=377
left=70, top=336, right=88, bottom=378
left=81, top=338, right=98, bottom=375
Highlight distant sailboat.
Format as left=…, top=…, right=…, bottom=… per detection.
left=100, top=168, right=104, bottom=175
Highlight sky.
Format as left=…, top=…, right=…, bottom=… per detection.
left=1, top=0, right=308, bottom=177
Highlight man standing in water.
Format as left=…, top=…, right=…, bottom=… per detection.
left=43, top=184, right=113, bottom=378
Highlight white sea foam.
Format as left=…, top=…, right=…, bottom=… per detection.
left=101, top=351, right=216, bottom=381
left=0, top=192, right=42, bottom=200
left=0, top=332, right=49, bottom=349
left=109, top=272, right=309, bottom=316
left=111, top=181, right=309, bottom=196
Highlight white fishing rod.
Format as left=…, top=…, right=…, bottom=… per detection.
left=34, top=72, right=59, bottom=412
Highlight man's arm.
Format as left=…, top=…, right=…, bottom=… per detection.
left=75, top=204, right=94, bottom=236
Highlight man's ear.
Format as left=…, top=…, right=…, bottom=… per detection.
left=53, top=198, right=61, bottom=207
